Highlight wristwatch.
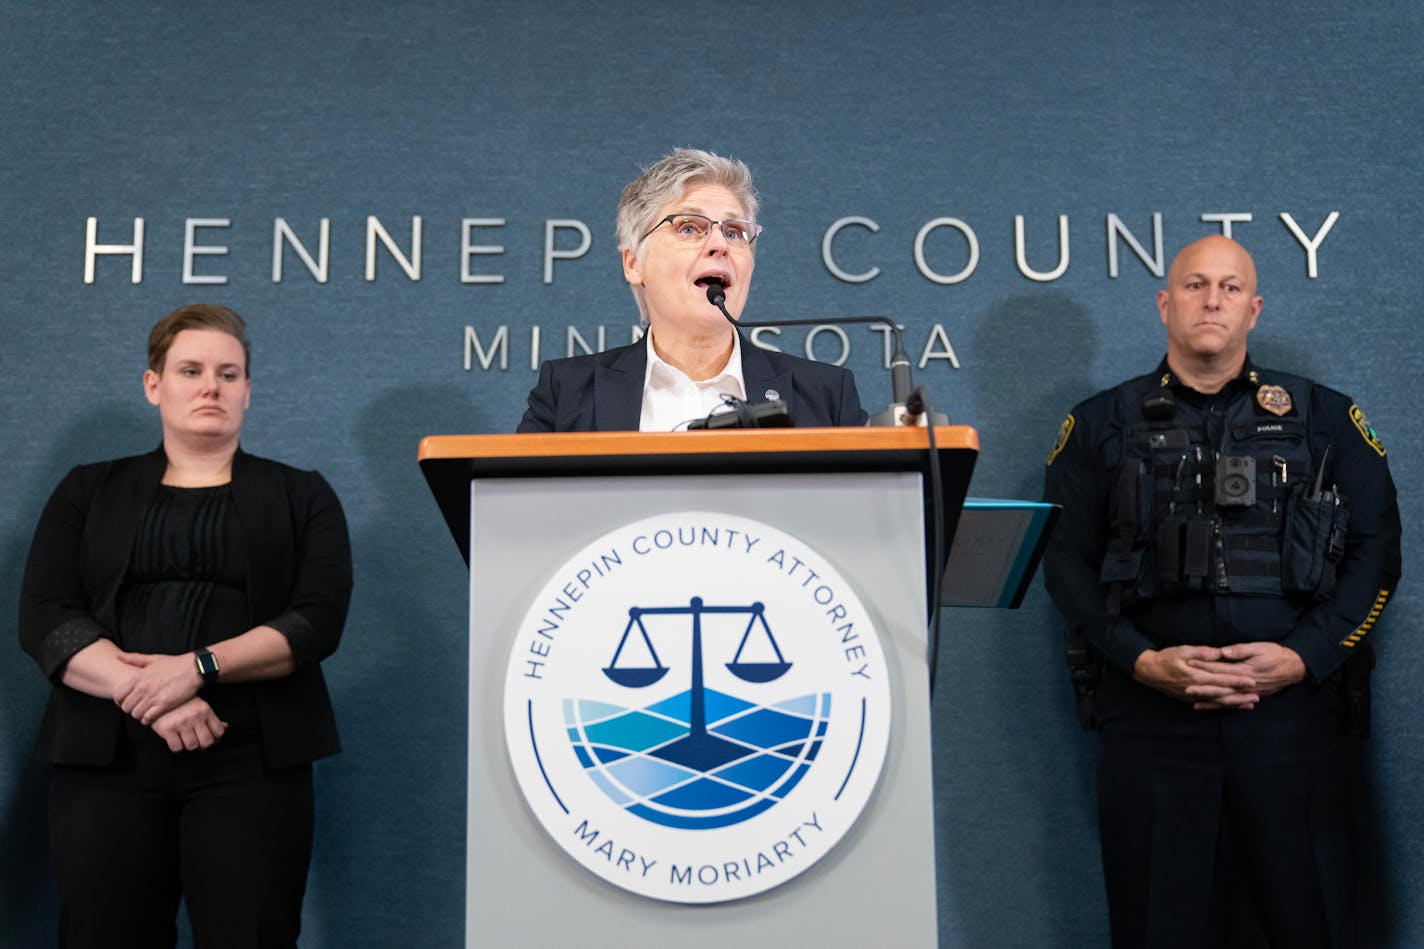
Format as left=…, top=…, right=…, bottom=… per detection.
left=194, top=648, right=221, bottom=687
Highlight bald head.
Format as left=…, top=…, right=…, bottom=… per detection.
left=1166, top=235, right=1258, bottom=296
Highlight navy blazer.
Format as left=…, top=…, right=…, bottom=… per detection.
left=19, top=447, right=352, bottom=769
left=517, top=334, right=869, bottom=432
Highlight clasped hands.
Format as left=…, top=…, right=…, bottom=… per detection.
left=1132, top=641, right=1307, bottom=711
left=113, top=651, right=228, bottom=752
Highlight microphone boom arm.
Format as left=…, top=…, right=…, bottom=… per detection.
left=705, top=284, right=942, bottom=427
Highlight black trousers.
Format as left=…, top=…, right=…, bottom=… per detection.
left=1095, top=668, right=1355, bottom=949
left=49, top=729, right=314, bottom=949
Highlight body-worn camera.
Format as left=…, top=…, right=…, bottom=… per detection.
left=1215, top=455, right=1256, bottom=507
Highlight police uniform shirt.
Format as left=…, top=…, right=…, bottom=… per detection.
left=1042, top=356, right=1401, bottom=683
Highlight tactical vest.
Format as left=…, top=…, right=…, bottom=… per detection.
left=1100, top=370, right=1318, bottom=606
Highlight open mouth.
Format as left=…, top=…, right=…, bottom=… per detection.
left=694, top=274, right=728, bottom=290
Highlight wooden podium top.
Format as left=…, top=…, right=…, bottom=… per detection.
left=419, top=426, right=978, bottom=463
left=419, top=427, right=979, bottom=562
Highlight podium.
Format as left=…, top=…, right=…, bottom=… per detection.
left=420, top=427, right=978, bottom=947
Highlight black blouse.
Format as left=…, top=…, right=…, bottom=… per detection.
left=118, top=483, right=257, bottom=737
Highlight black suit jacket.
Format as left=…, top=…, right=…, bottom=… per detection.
left=19, top=447, right=352, bottom=769
left=517, top=334, right=869, bottom=432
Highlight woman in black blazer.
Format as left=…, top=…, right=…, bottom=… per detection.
left=519, top=148, right=867, bottom=432
left=19, top=304, right=352, bottom=949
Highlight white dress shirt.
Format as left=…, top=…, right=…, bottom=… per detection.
left=639, top=329, right=748, bottom=432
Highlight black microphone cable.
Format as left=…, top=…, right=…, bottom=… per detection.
left=913, top=388, right=947, bottom=696
left=710, top=281, right=951, bottom=693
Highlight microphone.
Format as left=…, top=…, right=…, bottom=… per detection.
left=704, top=284, right=946, bottom=427
left=687, top=394, right=792, bottom=429
left=708, top=289, right=950, bottom=692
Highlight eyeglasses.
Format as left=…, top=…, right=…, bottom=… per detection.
left=641, top=214, right=762, bottom=247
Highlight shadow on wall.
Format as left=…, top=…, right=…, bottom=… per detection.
left=1, top=407, right=154, bottom=949
left=973, top=291, right=1103, bottom=498
left=302, top=383, right=485, bottom=949
left=931, top=292, right=1106, bottom=947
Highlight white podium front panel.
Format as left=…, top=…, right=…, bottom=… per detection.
left=465, top=471, right=937, bottom=947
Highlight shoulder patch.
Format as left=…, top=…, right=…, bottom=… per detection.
left=1349, top=404, right=1386, bottom=456
left=1046, top=413, right=1075, bottom=466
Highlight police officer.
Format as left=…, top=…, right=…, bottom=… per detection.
left=1042, top=236, right=1401, bottom=949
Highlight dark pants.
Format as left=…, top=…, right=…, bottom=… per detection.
left=49, top=731, right=314, bottom=949
left=1096, top=667, right=1355, bottom=949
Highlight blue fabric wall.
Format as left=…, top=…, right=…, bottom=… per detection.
left=2, top=1, right=1419, bottom=945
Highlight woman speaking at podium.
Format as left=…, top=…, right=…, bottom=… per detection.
left=518, top=147, right=868, bottom=432
left=19, top=304, right=352, bottom=949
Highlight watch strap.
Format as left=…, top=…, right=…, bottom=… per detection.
left=194, top=648, right=221, bottom=687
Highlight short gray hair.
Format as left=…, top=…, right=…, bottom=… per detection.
left=616, top=148, right=760, bottom=321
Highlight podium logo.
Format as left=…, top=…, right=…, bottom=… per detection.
left=503, top=511, right=891, bottom=904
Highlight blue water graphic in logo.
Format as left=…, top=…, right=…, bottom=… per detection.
left=505, top=518, right=893, bottom=903
left=564, top=689, right=830, bottom=829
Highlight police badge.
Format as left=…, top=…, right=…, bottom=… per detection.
left=1256, top=385, right=1293, bottom=416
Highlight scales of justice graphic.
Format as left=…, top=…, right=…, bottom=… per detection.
left=602, top=597, right=796, bottom=773
left=484, top=507, right=903, bottom=911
